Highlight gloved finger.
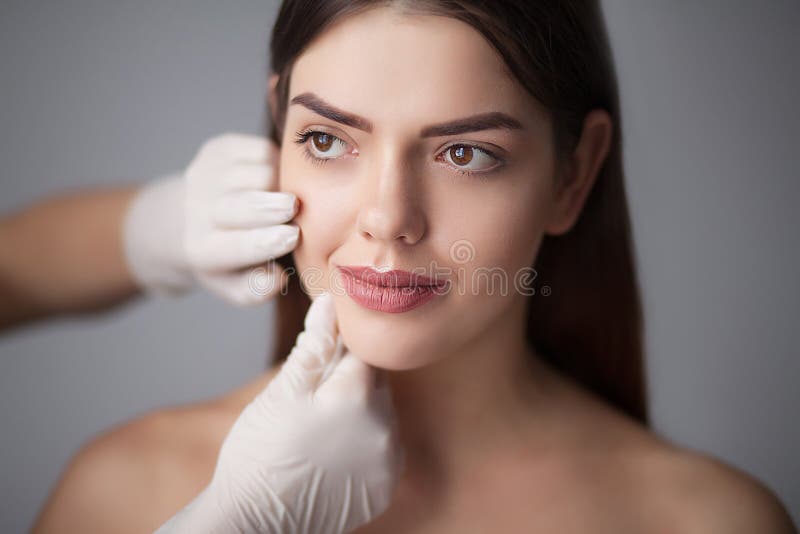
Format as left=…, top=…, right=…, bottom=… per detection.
left=188, top=224, right=299, bottom=272
left=199, top=262, right=290, bottom=306
left=186, top=136, right=273, bottom=191
left=315, top=351, right=377, bottom=405
left=212, top=191, right=298, bottom=229
left=220, top=163, right=275, bottom=192
left=278, top=293, right=342, bottom=396
left=205, top=132, right=274, bottom=164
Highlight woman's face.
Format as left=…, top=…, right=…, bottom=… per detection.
left=277, top=7, right=559, bottom=370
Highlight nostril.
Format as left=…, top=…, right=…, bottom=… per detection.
left=356, top=204, right=425, bottom=245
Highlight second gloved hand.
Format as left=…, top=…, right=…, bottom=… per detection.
left=123, top=132, right=298, bottom=305
left=156, top=292, right=404, bottom=534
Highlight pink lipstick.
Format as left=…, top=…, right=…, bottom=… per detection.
left=337, top=265, right=447, bottom=313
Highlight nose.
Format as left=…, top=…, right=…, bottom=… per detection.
left=356, top=152, right=426, bottom=246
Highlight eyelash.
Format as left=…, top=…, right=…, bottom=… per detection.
left=292, top=128, right=501, bottom=177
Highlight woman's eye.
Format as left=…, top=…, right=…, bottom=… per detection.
left=307, top=131, right=348, bottom=159
left=440, top=145, right=499, bottom=174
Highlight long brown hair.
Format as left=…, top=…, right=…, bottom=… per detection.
left=267, top=0, right=649, bottom=426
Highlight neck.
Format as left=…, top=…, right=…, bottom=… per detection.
left=385, top=296, right=557, bottom=489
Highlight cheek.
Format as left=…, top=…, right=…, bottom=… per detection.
left=474, top=206, right=543, bottom=273
left=432, top=178, right=548, bottom=278
left=279, top=156, right=354, bottom=291
left=418, top=180, right=547, bottom=347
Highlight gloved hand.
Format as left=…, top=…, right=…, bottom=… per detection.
left=123, top=132, right=298, bottom=305
left=155, top=292, right=404, bottom=534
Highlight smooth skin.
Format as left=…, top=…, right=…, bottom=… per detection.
left=33, top=6, right=796, bottom=533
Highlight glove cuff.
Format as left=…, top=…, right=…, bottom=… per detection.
left=123, top=173, right=194, bottom=296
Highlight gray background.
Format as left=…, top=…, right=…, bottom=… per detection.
left=0, top=1, right=797, bottom=531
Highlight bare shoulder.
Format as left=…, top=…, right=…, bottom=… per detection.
left=31, top=402, right=233, bottom=533
left=31, top=367, right=281, bottom=534
left=635, top=440, right=797, bottom=534
left=543, top=367, right=796, bottom=533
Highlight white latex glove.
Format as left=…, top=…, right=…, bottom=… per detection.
left=156, top=292, right=404, bottom=534
left=123, top=132, right=298, bottom=305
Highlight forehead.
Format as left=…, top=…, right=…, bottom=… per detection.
left=288, top=7, right=544, bottom=132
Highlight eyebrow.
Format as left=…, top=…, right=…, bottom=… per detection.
left=290, top=92, right=524, bottom=137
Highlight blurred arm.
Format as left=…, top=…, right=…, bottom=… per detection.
left=0, top=187, right=141, bottom=331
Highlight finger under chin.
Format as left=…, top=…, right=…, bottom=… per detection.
left=316, top=351, right=378, bottom=404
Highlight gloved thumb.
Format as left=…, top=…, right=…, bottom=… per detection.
left=276, top=292, right=343, bottom=397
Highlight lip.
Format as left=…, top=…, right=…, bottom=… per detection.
left=336, top=265, right=448, bottom=313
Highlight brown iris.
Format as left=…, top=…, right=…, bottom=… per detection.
left=312, top=132, right=334, bottom=152
left=450, top=145, right=473, bottom=166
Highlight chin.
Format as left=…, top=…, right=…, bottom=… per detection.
left=344, top=344, right=438, bottom=371
left=334, top=298, right=449, bottom=371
